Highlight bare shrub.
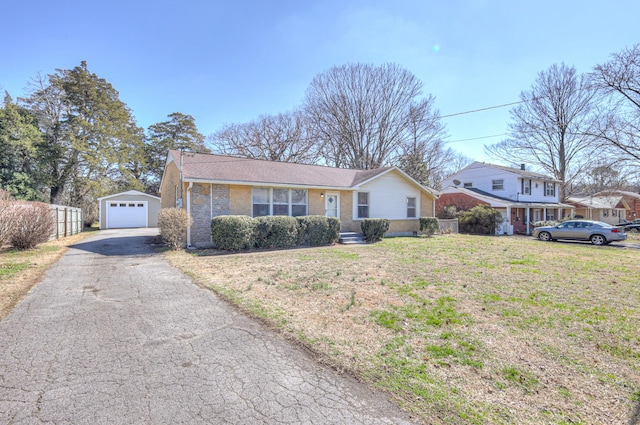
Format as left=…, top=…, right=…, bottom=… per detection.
left=0, top=201, right=16, bottom=245
left=9, top=202, right=56, bottom=250
left=158, top=208, right=192, bottom=250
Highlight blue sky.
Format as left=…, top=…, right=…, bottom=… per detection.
left=2, top=0, right=639, bottom=162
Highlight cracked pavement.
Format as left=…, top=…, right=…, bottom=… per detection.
left=0, top=228, right=416, bottom=424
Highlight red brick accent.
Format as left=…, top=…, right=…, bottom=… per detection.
left=436, top=193, right=489, bottom=216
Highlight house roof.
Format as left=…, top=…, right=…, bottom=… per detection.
left=97, top=190, right=160, bottom=201
left=566, top=195, right=628, bottom=210
left=440, top=186, right=574, bottom=209
left=594, top=190, right=640, bottom=199
left=456, top=161, right=562, bottom=183
left=167, top=150, right=437, bottom=195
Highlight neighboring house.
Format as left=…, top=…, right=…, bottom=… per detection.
left=439, top=162, right=574, bottom=235
left=98, top=190, right=161, bottom=229
left=159, top=150, right=439, bottom=247
left=565, top=195, right=629, bottom=225
left=595, top=190, right=640, bottom=222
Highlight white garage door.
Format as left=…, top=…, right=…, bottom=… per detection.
left=107, top=201, right=147, bottom=228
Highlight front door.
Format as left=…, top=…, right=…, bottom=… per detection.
left=325, top=193, right=339, bottom=217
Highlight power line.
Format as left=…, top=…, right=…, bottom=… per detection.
left=437, top=100, right=525, bottom=119
left=447, top=134, right=507, bottom=144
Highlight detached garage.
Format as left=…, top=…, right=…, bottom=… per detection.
left=98, top=190, right=161, bottom=229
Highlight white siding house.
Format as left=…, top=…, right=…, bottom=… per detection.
left=353, top=170, right=423, bottom=221
left=438, top=162, right=573, bottom=235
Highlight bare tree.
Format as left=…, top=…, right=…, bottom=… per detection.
left=485, top=63, right=599, bottom=200
left=393, top=97, right=455, bottom=188
left=304, top=63, right=424, bottom=169
left=209, top=110, right=319, bottom=163
left=589, top=44, right=640, bottom=162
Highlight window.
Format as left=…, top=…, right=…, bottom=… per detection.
left=357, top=192, right=369, bottom=218
left=522, top=179, right=531, bottom=195
left=137, top=204, right=144, bottom=207
left=546, top=211, right=555, bottom=221
left=463, top=182, right=473, bottom=188
left=252, top=188, right=270, bottom=217
left=119, top=203, right=126, bottom=207
left=492, top=179, right=504, bottom=190
left=128, top=203, right=135, bottom=207
left=110, top=203, right=117, bottom=207
left=272, top=188, right=289, bottom=215
left=291, top=190, right=307, bottom=216
left=407, top=197, right=417, bottom=218
left=545, top=182, right=555, bottom=197
left=252, top=188, right=308, bottom=217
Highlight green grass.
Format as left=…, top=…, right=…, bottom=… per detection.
left=169, top=233, right=640, bottom=425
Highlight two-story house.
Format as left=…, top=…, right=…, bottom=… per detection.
left=438, top=162, right=574, bottom=235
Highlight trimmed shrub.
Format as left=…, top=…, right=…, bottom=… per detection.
left=254, top=216, right=299, bottom=249
left=8, top=202, right=56, bottom=250
left=211, top=215, right=256, bottom=250
left=457, top=205, right=504, bottom=235
left=296, top=216, right=340, bottom=246
left=158, top=208, right=192, bottom=250
left=419, top=217, right=440, bottom=237
left=361, top=218, right=390, bottom=243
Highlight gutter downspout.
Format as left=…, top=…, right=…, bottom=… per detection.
left=186, top=182, right=193, bottom=248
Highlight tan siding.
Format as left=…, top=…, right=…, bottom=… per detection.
left=307, top=189, right=324, bottom=215
left=229, top=185, right=252, bottom=215
left=339, top=190, right=356, bottom=232
left=160, top=162, right=181, bottom=209
left=420, top=192, right=434, bottom=217
left=388, top=220, right=420, bottom=233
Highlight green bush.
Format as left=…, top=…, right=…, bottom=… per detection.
left=254, top=216, right=299, bottom=249
left=419, top=217, right=440, bottom=237
left=158, top=208, right=192, bottom=250
left=458, top=205, right=504, bottom=235
left=211, top=215, right=256, bottom=250
left=296, top=216, right=340, bottom=246
left=361, top=218, right=390, bottom=243
left=8, top=201, right=56, bottom=250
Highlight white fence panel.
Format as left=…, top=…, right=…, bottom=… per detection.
left=437, top=218, right=459, bottom=234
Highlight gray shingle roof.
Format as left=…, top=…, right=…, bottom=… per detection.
left=170, top=150, right=394, bottom=188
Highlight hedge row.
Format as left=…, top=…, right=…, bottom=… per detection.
left=211, top=215, right=340, bottom=251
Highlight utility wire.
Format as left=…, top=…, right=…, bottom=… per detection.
left=447, top=134, right=507, bottom=143
left=437, top=100, right=526, bottom=119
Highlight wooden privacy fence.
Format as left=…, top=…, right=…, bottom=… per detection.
left=50, top=204, right=83, bottom=239
left=437, top=218, right=459, bottom=234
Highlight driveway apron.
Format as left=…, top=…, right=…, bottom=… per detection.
left=0, top=229, right=415, bottom=425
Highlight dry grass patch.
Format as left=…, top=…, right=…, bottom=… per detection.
left=0, top=231, right=96, bottom=320
left=165, top=234, right=640, bottom=425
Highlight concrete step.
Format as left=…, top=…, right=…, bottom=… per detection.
left=338, top=232, right=366, bottom=244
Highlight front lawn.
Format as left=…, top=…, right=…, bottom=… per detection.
left=166, top=234, right=640, bottom=425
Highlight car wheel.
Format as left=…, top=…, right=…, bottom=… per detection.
left=590, top=234, right=606, bottom=245
left=538, top=231, right=552, bottom=242
left=630, top=228, right=639, bottom=233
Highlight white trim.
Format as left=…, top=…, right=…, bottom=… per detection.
left=98, top=190, right=160, bottom=201
left=352, top=167, right=439, bottom=198
left=104, top=200, right=148, bottom=229
left=186, top=182, right=193, bottom=247
left=325, top=192, right=340, bottom=218
left=184, top=177, right=347, bottom=191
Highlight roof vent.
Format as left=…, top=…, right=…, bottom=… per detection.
left=452, top=179, right=461, bottom=186
left=520, top=164, right=525, bottom=171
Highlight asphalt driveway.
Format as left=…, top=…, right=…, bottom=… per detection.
left=0, top=229, right=415, bottom=424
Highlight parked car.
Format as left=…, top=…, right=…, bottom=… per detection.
left=615, top=219, right=640, bottom=233
left=533, top=220, right=627, bottom=245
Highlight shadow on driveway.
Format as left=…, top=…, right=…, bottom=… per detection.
left=69, top=229, right=162, bottom=256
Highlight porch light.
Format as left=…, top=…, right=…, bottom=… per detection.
left=320, top=192, right=324, bottom=198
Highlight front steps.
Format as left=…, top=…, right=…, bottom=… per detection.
left=338, top=232, right=366, bottom=244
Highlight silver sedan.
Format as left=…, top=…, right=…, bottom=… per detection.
left=533, top=220, right=628, bottom=245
